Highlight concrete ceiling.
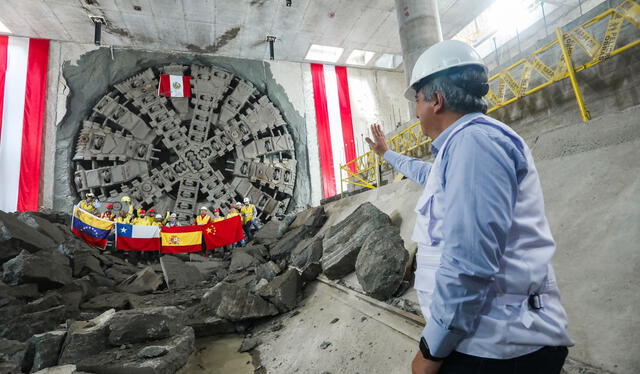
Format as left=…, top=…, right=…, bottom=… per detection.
left=0, top=0, right=495, bottom=69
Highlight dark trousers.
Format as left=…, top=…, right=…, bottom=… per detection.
left=440, top=346, right=568, bottom=374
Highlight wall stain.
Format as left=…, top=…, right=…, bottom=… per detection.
left=186, top=26, right=241, bottom=54
left=250, top=0, right=269, bottom=6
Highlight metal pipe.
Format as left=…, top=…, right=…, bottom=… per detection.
left=492, top=37, right=500, bottom=68
left=541, top=1, right=549, bottom=37
left=578, top=0, right=583, bottom=16
left=555, top=28, right=591, bottom=122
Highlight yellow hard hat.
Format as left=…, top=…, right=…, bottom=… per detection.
left=121, top=196, right=131, bottom=203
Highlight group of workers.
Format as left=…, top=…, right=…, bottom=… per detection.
left=77, top=193, right=260, bottom=259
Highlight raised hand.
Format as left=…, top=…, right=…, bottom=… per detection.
left=365, top=123, right=389, bottom=156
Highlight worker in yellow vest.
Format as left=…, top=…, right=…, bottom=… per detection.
left=195, top=206, right=211, bottom=225
left=79, top=192, right=99, bottom=215
left=114, top=210, right=131, bottom=224
left=240, top=197, right=260, bottom=241
left=212, top=208, right=224, bottom=223
left=131, top=209, right=149, bottom=225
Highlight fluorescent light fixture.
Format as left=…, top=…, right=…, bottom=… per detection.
left=305, top=44, right=344, bottom=63
left=374, top=54, right=403, bottom=69
left=0, top=19, right=11, bottom=34
left=346, top=49, right=375, bottom=65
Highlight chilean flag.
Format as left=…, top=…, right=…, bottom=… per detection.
left=116, top=223, right=161, bottom=251
left=0, top=36, right=49, bottom=212
left=310, top=64, right=356, bottom=198
left=158, top=74, right=191, bottom=97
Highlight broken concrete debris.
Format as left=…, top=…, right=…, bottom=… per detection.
left=0, top=203, right=411, bottom=372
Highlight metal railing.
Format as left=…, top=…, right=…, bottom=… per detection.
left=339, top=0, right=639, bottom=193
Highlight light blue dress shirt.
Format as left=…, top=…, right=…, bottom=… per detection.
left=384, top=113, right=531, bottom=357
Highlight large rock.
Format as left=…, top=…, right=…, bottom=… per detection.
left=253, top=219, right=283, bottom=245
left=108, top=306, right=185, bottom=346
left=80, top=293, right=137, bottom=311
left=0, top=210, right=56, bottom=255
left=185, top=304, right=236, bottom=337
left=255, top=261, right=281, bottom=282
left=203, top=282, right=279, bottom=322
left=29, top=210, right=70, bottom=226
left=355, top=225, right=409, bottom=300
left=290, top=236, right=323, bottom=281
left=32, top=364, right=78, bottom=374
left=268, top=225, right=317, bottom=261
left=75, top=326, right=195, bottom=374
left=256, top=268, right=301, bottom=312
left=58, top=309, right=116, bottom=364
left=0, top=281, right=40, bottom=300
left=22, top=330, right=67, bottom=373
left=3, top=249, right=72, bottom=290
left=0, top=305, right=68, bottom=342
left=322, top=203, right=391, bottom=279
left=228, top=251, right=260, bottom=273
left=72, top=248, right=104, bottom=277
left=159, top=255, right=203, bottom=289
left=289, top=206, right=326, bottom=230
left=22, top=292, right=64, bottom=314
left=117, top=267, right=163, bottom=294
left=0, top=338, right=26, bottom=373
left=17, top=212, right=67, bottom=245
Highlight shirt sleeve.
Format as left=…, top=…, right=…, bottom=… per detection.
left=383, top=150, right=432, bottom=187
left=423, top=127, right=528, bottom=358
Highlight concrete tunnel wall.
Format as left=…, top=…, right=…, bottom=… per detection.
left=319, top=47, right=640, bottom=373
left=40, top=41, right=409, bottom=212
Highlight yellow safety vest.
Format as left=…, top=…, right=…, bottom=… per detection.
left=212, top=216, right=224, bottom=223
left=80, top=200, right=97, bottom=214
left=196, top=215, right=211, bottom=225
left=226, top=211, right=240, bottom=219
left=114, top=216, right=130, bottom=224
left=132, top=217, right=150, bottom=225
left=100, top=211, right=115, bottom=221
left=240, top=204, right=255, bottom=224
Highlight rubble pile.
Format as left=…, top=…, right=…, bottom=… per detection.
left=0, top=203, right=410, bottom=373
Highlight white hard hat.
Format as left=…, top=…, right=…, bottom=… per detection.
left=170, top=213, right=177, bottom=218
left=86, top=192, right=95, bottom=198
left=200, top=206, right=208, bottom=211
left=155, top=214, right=163, bottom=219
left=404, top=40, right=487, bottom=100
left=243, top=197, right=250, bottom=203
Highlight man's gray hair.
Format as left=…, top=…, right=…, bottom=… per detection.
left=419, top=65, right=489, bottom=114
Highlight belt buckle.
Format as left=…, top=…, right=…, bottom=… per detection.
left=528, top=293, right=543, bottom=310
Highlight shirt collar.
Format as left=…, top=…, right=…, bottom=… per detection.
left=430, top=113, right=483, bottom=156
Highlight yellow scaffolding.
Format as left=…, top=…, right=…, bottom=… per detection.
left=339, top=0, right=639, bottom=194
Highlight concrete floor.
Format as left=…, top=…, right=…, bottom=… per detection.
left=251, top=281, right=422, bottom=374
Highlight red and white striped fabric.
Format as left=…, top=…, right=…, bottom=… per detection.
left=310, top=64, right=356, bottom=198
left=158, top=74, right=192, bottom=97
left=0, top=36, right=49, bottom=212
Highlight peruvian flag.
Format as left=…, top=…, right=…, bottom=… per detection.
left=0, top=36, right=49, bottom=212
left=158, top=74, right=192, bottom=97
left=310, top=64, right=357, bottom=198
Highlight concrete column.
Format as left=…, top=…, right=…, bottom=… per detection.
left=395, top=0, right=443, bottom=86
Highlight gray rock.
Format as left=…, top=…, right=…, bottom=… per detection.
left=289, top=206, right=327, bottom=230
left=290, top=236, right=323, bottom=281
left=3, top=249, right=72, bottom=290
left=103, top=267, right=130, bottom=283
left=268, top=225, right=317, bottom=261
left=256, top=268, right=301, bottom=312
left=108, top=306, right=185, bottom=346
left=31, top=364, right=78, bottom=374
left=256, top=261, right=281, bottom=282
left=185, top=309, right=236, bottom=337
left=253, top=219, right=283, bottom=245
left=322, top=203, right=391, bottom=279
left=0, top=338, right=26, bottom=373
left=355, top=225, right=409, bottom=300
left=80, top=293, right=137, bottom=311
left=58, top=309, right=116, bottom=364
left=228, top=251, right=260, bottom=273
left=210, top=283, right=279, bottom=322
left=238, top=336, right=261, bottom=352
left=187, top=253, right=207, bottom=262
left=17, top=212, right=67, bottom=245
left=72, top=249, right=104, bottom=277
left=0, top=281, right=40, bottom=300
left=253, top=278, right=269, bottom=293
left=22, top=330, right=67, bottom=373
left=159, top=255, right=203, bottom=289
left=0, top=305, right=68, bottom=342
left=75, top=326, right=195, bottom=374
left=136, top=345, right=169, bottom=359
left=22, top=292, right=64, bottom=314
left=300, top=262, right=322, bottom=282
left=117, top=267, right=163, bottom=294
left=0, top=210, right=57, bottom=255
left=188, top=259, right=228, bottom=277
left=29, top=210, right=70, bottom=226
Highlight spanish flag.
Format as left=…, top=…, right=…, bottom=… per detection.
left=160, top=225, right=202, bottom=254
left=71, top=206, right=115, bottom=249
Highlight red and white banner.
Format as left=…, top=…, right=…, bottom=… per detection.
left=158, top=74, right=191, bottom=97
left=310, top=64, right=356, bottom=198
left=0, top=36, right=49, bottom=212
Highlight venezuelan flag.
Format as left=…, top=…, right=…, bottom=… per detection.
left=71, top=206, right=114, bottom=248
left=160, top=225, right=203, bottom=254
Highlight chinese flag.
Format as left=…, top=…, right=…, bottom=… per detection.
left=160, top=225, right=202, bottom=253
left=203, top=215, right=245, bottom=250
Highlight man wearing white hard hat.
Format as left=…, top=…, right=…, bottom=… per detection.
left=240, top=197, right=260, bottom=240
left=195, top=206, right=211, bottom=225
left=366, top=40, right=572, bottom=374
left=79, top=192, right=99, bottom=215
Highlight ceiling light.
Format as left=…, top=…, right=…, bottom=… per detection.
left=374, top=54, right=403, bottom=69
left=304, top=44, right=344, bottom=63
left=0, top=19, right=11, bottom=34
left=346, top=50, right=375, bottom=66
